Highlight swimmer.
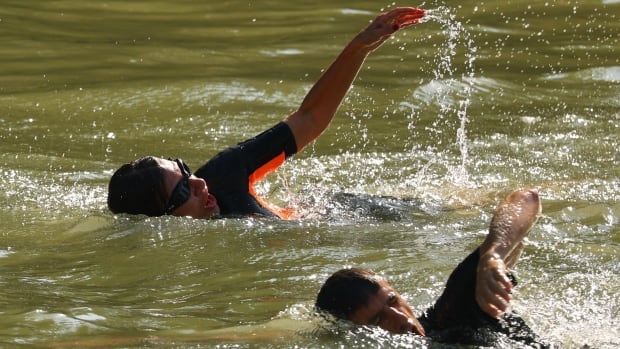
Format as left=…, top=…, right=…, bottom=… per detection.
left=107, top=7, right=426, bottom=219
left=316, top=188, right=550, bottom=347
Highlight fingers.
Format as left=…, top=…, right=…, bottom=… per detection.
left=356, top=7, right=425, bottom=51
left=476, top=278, right=512, bottom=318
left=367, top=7, right=425, bottom=33
left=476, top=257, right=513, bottom=318
left=476, top=293, right=505, bottom=318
left=489, top=266, right=513, bottom=297
left=377, top=7, right=425, bottom=33
left=392, top=8, right=426, bottom=30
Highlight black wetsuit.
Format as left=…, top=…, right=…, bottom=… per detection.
left=418, top=248, right=550, bottom=348
left=194, top=122, right=297, bottom=218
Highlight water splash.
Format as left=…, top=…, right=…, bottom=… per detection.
left=414, top=6, right=477, bottom=185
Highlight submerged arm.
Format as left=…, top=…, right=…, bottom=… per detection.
left=475, top=188, right=542, bottom=318
left=283, top=7, right=425, bottom=152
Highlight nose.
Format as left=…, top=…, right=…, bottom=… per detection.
left=188, top=175, right=207, bottom=194
left=382, top=306, right=415, bottom=334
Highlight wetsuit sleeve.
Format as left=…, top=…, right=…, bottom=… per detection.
left=194, top=122, right=298, bottom=218
left=235, top=122, right=297, bottom=169
left=419, top=248, right=548, bottom=347
left=420, top=249, right=489, bottom=331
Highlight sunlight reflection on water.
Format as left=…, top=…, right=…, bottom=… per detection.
left=0, top=0, right=618, bottom=348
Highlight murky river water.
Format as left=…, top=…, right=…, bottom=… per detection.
left=1, top=0, right=618, bottom=348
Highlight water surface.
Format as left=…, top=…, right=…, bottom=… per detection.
left=1, top=0, right=618, bottom=348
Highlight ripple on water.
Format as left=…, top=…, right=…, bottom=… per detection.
left=543, top=65, right=620, bottom=83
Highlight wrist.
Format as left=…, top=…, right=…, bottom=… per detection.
left=478, top=251, right=503, bottom=272
left=479, top=251, right=501, bottom=263
left=343, top=39, right=373, bottom=57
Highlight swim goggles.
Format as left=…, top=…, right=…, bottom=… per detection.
left=164, top=158, right=192, bottom=215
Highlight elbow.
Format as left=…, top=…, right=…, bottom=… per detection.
left=283, top=111, right=326, bottom=151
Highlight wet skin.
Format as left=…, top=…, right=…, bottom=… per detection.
left=158, top=158, right=220, bottom=219
left=349, top=279, right=426, bottom=336
left=346, top=189, right=542, bottom=336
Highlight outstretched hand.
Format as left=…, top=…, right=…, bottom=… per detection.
left=475, top=188, right=542, bottom=319
left=475, top=253, right=513, bottom=318
left=284, top=7, right=425, bottom=152
left=353, top=7, right=425, bottom=51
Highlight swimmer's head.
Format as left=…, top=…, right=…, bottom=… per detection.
left=109, top=157, right=219, bottom=219
left=316, top=267, right=425, bottom=335
left=107, top=156, right=168, bottom=216
left=316, top=267, right=382, bottom=319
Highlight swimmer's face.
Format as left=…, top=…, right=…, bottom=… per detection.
left=159, top=158, right=220, bottom=219
left=348, top=279, right=426, bottom=336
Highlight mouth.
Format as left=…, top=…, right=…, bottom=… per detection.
left=205, top=193, right=218, bottom=209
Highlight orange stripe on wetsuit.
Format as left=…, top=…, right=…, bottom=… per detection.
left=248, top=151, right=296, bottom=220
left=193, top=122, right=298, bottom=219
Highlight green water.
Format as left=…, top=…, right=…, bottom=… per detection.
left=1, top=0, right=618, bottom=348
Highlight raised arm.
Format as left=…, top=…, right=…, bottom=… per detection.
left=283, top=7, right=425, bottom=152
left=475, top=188, right=542, bottom=318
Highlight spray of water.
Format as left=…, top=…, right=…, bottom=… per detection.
left=414, top=6, right=477, bottom=185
